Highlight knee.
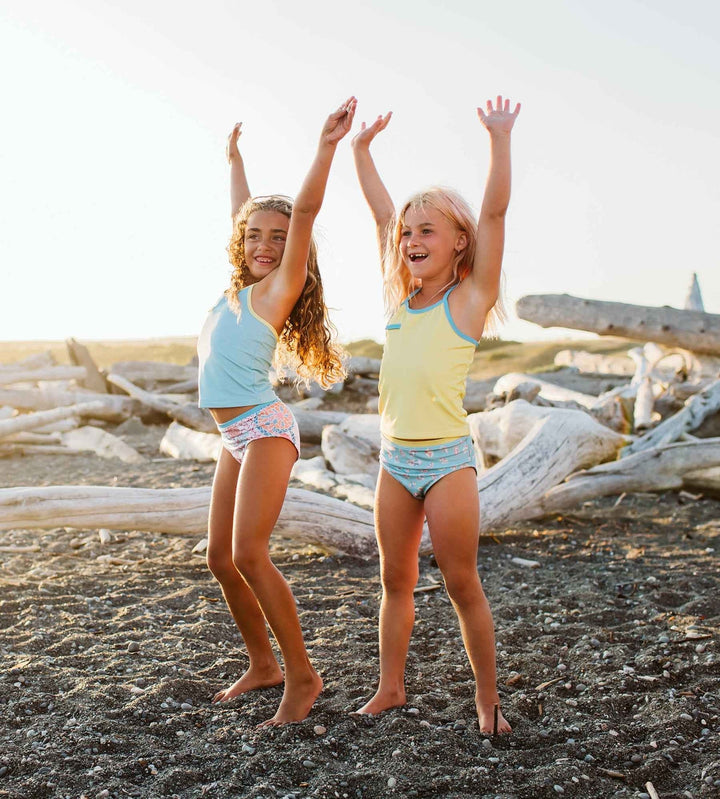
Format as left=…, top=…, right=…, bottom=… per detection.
left=443, top=570, right=484, bottom=607
left=381, top=562, right=419, bottom=596
left=231, top=546, right=269, bottom=583
left=206, top=548, right=236, bottom=583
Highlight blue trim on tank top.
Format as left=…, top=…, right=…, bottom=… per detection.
left=404, top=285, right=478, bottom=345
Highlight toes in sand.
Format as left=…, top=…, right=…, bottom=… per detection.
left=355, top=688, right=406, bottom=716
left=477, top=702, right=512, bottom=735
left=212, top=665, right=284, bottom=703
left=257, top=671, right=323, bottom=727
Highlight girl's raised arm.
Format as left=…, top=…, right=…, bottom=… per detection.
left=472, top=96, right=521, bottom=310
left=227, top=122, right=251, bottom=219
left=351, top=113, right=395, bottom=260
left=260, top=98, right=356, bottom=317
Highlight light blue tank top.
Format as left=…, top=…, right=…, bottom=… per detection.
left=197, top=283, right=279, bottom=408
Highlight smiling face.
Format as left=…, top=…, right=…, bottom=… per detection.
left=243, top=210, right=290, bottom=279
left=399, top=205, right=467, bottom=282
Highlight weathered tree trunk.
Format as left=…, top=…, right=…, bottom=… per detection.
left=347, top=357, right=382, bottom=377
left=622, top=379, right=720, bottom=457
left=0, top=366, right=88, bottom=386
left=111, top=362, right=197, bottom=383
left=517, top=294, right=720, bottom=356
left=0, top=486, right=377, bottom=559
left=493, top=372, right=598, bottom=408
left=107, top=373, right=216, bottom=433
left=61, top=426, right=146, bottom=464
left=474, top=411, right=626, bottom=531
left=66, top=338, right=108, bottom=393
left=0, top=401, right=109, bottom=439
left=0, top=391, right=131, bottom=422
left=160, top=422, right=221, bottom=461
left=321, top=426, right=379, bottom=479
left=537, top=438, right=720, bottom=514
left=291, top=408, right=349, bottom=443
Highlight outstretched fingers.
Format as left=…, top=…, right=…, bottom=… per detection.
left=226, top=121, right=242, bottom=162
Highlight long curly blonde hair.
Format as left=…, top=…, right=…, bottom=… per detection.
left=382, top=187, right=506, bottom=337
left=225, top=195, right=346, bottom=388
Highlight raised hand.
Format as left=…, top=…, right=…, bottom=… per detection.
left=477, top=96, right=521, bottom=136
left=226, top=122, right=242, bottom=163
left=351, top=112, right=392, bottom=151
left=321, top=97, right=357, bottom=146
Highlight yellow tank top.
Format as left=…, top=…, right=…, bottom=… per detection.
left=379, top=285, right=478, bottom=441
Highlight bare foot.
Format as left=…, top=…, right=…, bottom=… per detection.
left=257, top=670, right=323, bottom=727
left=355, top=687, right=406, bottom=715
left=212, top=664, right=284, bottom=703
left=477, top=702, right=512, bottom=735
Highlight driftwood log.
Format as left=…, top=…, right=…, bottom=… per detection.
left=66, top=338, right=108, bottom=393
left=0, top=389, right=131, bottom=422
left=0, top=402, right=108, bottom=439
left=517, top=294, right=720, bottom=356
left=0, top=486, right=377, bottom=559
left=622, top=379, right=720, bottom=457
left=0, top=366, right=88, bottom=386
left=537, top=438, right=720, bottom=514
left=107, top=373, right=215, bottom=433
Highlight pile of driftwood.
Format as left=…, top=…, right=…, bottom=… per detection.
left=1, top=294, right=720, bottom=558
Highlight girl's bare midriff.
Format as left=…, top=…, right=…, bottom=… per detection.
left=210, top=405, right=259, bottom=425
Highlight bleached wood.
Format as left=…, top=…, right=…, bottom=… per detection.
left=337, top=414, right=381, bottom=449
left=0, top=444, right=82, bottom=456
left=537, top=438, right=720, bottom=514
left=4, top=432, right=62, bottom=444
left=347, top=357, right=382, bottom=377
left=684, top=272, right=705, bottom=312
left=493, top=373, right=598, bottom=409
left=517, top=293, right=720, bottom=356
left=554, top=349, right=635, bottom=376
left=684, top=465, right=720, bottom=494
left=0, top=485, right=377, bottom=558
left=321, top=425, right=379, bottom=479
left=62, top=426, right=146, bottom=464
left=468, top=400, right=626, bottom=470
left=291, top=408, right=348, bottom=443
left=107, top=373, right=216, bottom=433
left=622, top=379, right=720, bottom=457
left=0, top=352, right=55, bottom=372
left=474, top=410, right=626, bottom=531
left=111, top=361, right=197, bottom=383
left=160, top=422, right=222, bottom=461
left=0, top=401, right=110, bottom=439
left=627, top=348, right=655, bottom=431
left=469, top=400, right=555, bottom=467
left=0, top=388, right=132, bottom=421
left=65, top=338, right=108, bottom=393
left=0, top=366, right=88, bottom=386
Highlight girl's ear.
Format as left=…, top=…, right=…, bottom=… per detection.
left=455, top=231, right=468, bottom=252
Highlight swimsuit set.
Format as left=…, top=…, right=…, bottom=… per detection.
left=197, top=283, right=300, bottom=463
left=378, top=285, right=478, bottom=499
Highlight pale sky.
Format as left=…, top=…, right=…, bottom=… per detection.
left=1, top=0, right=718, bottom=345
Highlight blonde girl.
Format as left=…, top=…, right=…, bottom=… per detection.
left=351, top=96, right=520, bottom=734
left=197, top=99, right=355, bottom=726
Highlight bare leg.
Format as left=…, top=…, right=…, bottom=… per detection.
left=424, top=469, right=511, bottom=734
left=206, top=448, right=283, bottom=702
left=357, top=468, right=425, bottom=715
left=231, top=437, right=322, bottom=726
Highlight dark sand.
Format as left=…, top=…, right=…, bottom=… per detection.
left=1, top=424, right=719, bottom=799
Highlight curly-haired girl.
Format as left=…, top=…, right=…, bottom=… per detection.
left=197, top=99, right=355, bottom=726
left=351, top=96, right=520, bottom=735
